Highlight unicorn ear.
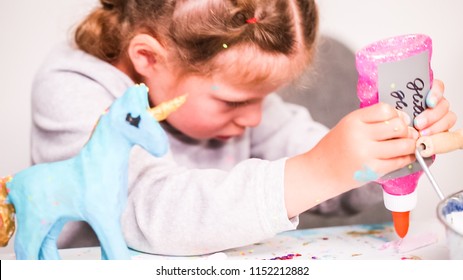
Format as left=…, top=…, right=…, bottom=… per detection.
left=131, top=83, right=150, bottom=109
left=116, top=84, right=150, bottom=114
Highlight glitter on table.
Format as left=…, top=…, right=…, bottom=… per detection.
left=0, top=220, right=449, bottom=260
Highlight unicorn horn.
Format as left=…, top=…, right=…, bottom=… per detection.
left=148, top=94, right=187, bottom=121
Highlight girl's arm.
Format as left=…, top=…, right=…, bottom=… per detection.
left=251, top=94, right=385, bottom=217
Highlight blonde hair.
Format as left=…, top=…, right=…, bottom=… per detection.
left=75, top=0, right=318, bottom=83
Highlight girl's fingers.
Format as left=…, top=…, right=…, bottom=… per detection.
left=426, top=79, right=445, bottom=108
left=373, top=138, right=417, bottom=160
left=407, top=126, right=420, bottom=140
left=366, top=116, right=414, bottom=141
left=419, top=110, right=456, bottom=136
left=372, top=155, right=416, bottom=177
left=414, top=98, right=451, bottom=130
left=358, top=103, right=399, bottom=123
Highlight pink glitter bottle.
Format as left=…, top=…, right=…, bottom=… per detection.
left=356, top=34, right=433, bottom=238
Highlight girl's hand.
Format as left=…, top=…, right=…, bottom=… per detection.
left=284, top=103, right=418, bottom=217
left=413, top=80, right=457, bottom=136
left=314, top=102, right=419, bottom=188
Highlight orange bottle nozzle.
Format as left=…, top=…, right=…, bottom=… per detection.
left=391, top=211, right=410, bottom=238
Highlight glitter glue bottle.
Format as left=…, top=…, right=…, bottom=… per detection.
left=355, top=34, right=434, bottom=238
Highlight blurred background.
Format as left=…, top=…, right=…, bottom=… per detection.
left=1, top=0, right=462, bottom=254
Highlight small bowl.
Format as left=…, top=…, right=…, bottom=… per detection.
left=437, top=190, right=463, bottom=259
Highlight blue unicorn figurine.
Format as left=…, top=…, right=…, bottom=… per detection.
left=0, top=84, right=186, bottom=259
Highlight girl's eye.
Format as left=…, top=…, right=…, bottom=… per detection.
left=225, top=101, right=249, bottom=108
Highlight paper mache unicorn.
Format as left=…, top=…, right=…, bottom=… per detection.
left=0, top=84, right=186, bottom=260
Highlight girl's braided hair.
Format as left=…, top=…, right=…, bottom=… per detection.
left=75, top=0, right=318, bottom=78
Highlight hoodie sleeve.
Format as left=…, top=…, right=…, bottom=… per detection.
left=122, top=149, right=296, bottom=256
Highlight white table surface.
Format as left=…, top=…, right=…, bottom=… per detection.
left=0, top=218, right=451, bottom=260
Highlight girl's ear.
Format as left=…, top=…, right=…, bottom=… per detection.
left=128, top=34, right=167, bottom=77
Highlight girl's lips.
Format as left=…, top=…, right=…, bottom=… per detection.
left=215, top=135, right=232, bottom=141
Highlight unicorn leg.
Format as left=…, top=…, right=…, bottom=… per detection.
left=38, top=219, right=66, bottom=260
left=14, top=230, right=37, bottom=260
left=87, top=217, right=131, bottom=260
left=14, top=217, right=49, bottom=260
left=101, top=246, right=109, bottom=260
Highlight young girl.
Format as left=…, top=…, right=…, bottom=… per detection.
left=31, top=0, right=455, bottom=255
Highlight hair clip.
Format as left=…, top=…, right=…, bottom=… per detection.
left=245, top=17, right=258, bottom=24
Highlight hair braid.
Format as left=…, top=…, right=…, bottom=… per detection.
left=74, top=0, right=318, bottom=78
left=75, top=0, right=129, bottom=62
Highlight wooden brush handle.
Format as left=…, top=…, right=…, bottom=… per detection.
left=417, top=129, right=463, bottom=157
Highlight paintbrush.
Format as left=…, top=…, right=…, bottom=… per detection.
left=415, top=147, right=445, bottom=200
left=416, top=129, right=463, bottom=158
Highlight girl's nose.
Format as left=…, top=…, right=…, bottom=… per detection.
left=233, top=103, right=262, bottom=128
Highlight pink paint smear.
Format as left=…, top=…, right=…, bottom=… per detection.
left=380, top=232, right=438, bottom=253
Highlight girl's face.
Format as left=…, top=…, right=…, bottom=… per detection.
left=142, top=44, right=304, bottom=141
left=147, top=72, right=281, bottom=141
